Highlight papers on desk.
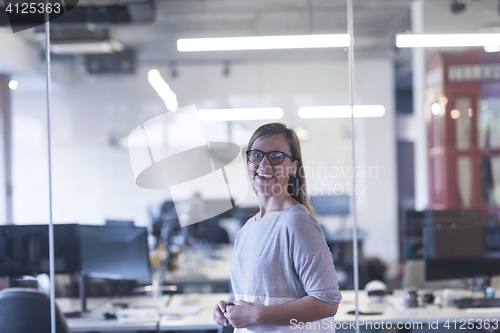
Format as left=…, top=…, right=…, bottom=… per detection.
left=389, top=299, right=441, bottom=312
left=344, top=302, right=386, bottom=315
left=116, top=305, right=202, bottom=323
left=116, top=308, right=160, bottom=323
left=162, top=305, right=202, bottom=316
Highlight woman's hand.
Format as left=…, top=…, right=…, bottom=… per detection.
left=224, top=301, right=260, bottom=328
left=213, top=300, right=230, bottom=326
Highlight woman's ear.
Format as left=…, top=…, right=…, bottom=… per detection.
left=289, top=160, right=299, bottom=177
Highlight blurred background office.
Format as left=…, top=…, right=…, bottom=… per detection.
left=0, top=0, right=499, bottom=296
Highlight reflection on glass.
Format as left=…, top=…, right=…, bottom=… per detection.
left=482, top=155, right=500, bottom=208
left=433, top=156, right=442, bottom=203
left=479, top=97, right=500, bottom=149
left=457, top=156, right=472, bottom=208
left=432, top=108, right=443, bottom=148
left=492, top=157, right=500, bottom=207
left=454, top=98, right=471, bottom=150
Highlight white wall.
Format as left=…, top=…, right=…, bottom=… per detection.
left=352, top=60, right=397, bottom=277
left=11, top=65, right=168, bottom=226
left=0, top=28, right=43, bottom=75
left=0, top=28, right=46, bottom=224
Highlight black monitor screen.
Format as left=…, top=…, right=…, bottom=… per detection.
left=424, top=224, right=500, bottom=281
left=403, top=209, right=480, bottom=260
left=79, top=225, right=151, bottom=281
left=425, top=258, right=500, bottom=280
left=424, top=224, right=484, bottom=259
left=0, top=224, right=81, bottom=276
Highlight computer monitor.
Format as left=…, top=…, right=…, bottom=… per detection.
left=424, top=223, right=500, bottom=281
left=78, top=225, right=151, bottom=281
left=402, top=210, right=428, bottom=259
left=484, top=224, right=500, bottom=254
left=0, top=224, right=81, bottom=277
left=403, top=209, right=480, bottom=260
left=233, top=206, right=260, bottom=225
left=309, top=195, right=349, bottom=216
left=105, top=219, right=134, bottom=227
left=425, top=258, right=500, bottom=280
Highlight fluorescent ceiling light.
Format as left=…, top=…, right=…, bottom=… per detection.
left=298, top=105, right=386, bottom=118
left=396, top=33, right=500, bottom=48
left=177, top=34, right=350, bottom=52
left=198, top=108, right=284, bottom=121
left=50, top=40, right=124, bottom=54
left=484, top=45, right=500, bottom=53
left=148, top=69, right=178, bottom=112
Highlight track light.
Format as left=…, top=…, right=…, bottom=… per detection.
left=450, top=0, right=466, bottom=14
left=222, top=61, right=231, bottom=77
left=169, top=62, right=178, bottom=78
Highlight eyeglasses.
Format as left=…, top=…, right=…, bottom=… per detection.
left=246, top=150, right=294, bottom=165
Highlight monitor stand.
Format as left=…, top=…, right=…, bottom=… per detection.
left=79, top=274, right=88, bottom=313
left=36, top=274, right=85, bottom=318
left=63, top=274, right=87, bottom=318
left=5, top=276, right=12, bottom=288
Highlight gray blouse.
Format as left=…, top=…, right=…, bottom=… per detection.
left=230, top=204, right=342, bottom=332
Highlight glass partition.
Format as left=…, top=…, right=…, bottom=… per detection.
left=0, top=0, right=353, bottom=322
left=2, top=0, right=499, bottom=328
left=392, top=0, right=500, bottom=297
left=350, top=0, right=404, bottom=291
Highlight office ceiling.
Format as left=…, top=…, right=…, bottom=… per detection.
left=6, top=0, right=500, bottom=84
left=4, top=0, right=413, bottom=65
left=0, top=0, right=419, bottom=85
left=114, top=0, right=413, bottom=64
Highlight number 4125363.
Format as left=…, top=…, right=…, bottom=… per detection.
left=5, top=2, right=61, bottom=14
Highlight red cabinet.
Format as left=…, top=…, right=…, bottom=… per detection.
left=426, top=48, right=500, bottom=216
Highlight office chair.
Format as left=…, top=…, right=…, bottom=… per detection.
left=0, top=288, right=71, bottom=333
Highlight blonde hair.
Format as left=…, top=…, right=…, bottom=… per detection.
left=247, top=122, right=316, bottom=215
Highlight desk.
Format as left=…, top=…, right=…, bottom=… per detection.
left=58, top=293, right=229, bottom=332
left=59, top=291, right=402, bottom=333
left=387, top=290, right=500, bottom=324
left=58, top=290, right=500, bottom=332
left=330, top=290, right=402, bottom=324
left=341, top=290, right=500, bottom=330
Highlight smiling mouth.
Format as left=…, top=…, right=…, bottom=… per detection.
left=256, top=172, right=274, bottom=179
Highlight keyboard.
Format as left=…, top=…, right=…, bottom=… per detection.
left=455, top=298, right=500, bottom=309
left=465, top=307, right=500, bottom=313
left=63, top=311, right=81, bottom=318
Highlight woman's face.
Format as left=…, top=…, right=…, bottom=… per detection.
left=247, top=134, right=298, bottom=197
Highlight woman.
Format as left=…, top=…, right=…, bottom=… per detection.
left=213, top=123, right=342, bottom=332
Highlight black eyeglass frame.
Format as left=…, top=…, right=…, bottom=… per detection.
left=245, top=150, right=295, bottom=165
